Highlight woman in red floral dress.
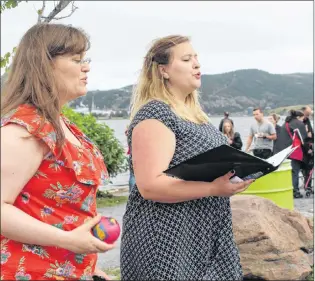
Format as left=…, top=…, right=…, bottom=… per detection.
left=1, top=23, right=115, bottom=280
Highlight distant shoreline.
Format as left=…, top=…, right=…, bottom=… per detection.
left=94, top=104, right=313, bottom=121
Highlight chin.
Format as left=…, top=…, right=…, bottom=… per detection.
left=190, top=85, right=200, bottom=92
left=68, top=91, right=87, bottom=102
left=77, top=88, right=88, bottom=97
left=193, top=81, right=201, bottom=89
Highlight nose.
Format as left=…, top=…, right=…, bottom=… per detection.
left=193, top=57, right=201, bottom=69
left=81, top=63, right=90, bottom=73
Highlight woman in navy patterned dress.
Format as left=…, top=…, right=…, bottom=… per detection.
left=120, top=35, right=254, bottom=280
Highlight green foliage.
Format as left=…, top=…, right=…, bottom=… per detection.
left=1, top=0, right=22, bottom=71
left=0, top=0, right=22, bottom=13
left=1, top=47, right=16, bottom=71
left=62, top=106, right=128, bottom=177
left=306, top=266, right=313, bottom=281
left=96, top=190, right=113, bottom=198
left=104, top=267, right=121, bottom=280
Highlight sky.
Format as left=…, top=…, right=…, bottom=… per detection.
left=1, top=1, right=313, bottom=90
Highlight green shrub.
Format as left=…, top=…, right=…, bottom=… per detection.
left=62, top=106, right=128, bottom=177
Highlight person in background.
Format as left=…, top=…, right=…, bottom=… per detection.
left=120, top=35, right=254, bottom=281
left=268, top=113, right=281, bottom=155
left=222, top=119, right=243, bottom=150
left=219, top=111, right=234, bottom=132
left=1, top=23, right=114, bottom=280
left=301, top=106, right=314, bottom=190
left=125, top=125, right=136, bottom=192
left=274, top=110, right=307, bottom=198
left=301, top=106, right=314, bottom=138
left=245, top=107, right=277, bottom=159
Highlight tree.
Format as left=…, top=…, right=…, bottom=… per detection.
left=36, top=1, right=78, bottom=24
left=1, top=0, right=78, bottom=72
left=62, top=107, right=128, bottom=177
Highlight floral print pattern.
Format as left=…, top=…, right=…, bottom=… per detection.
left=49, top=160, right=65, bottom=171
left=22, top=244, right=49, bottom=259
left=40, top=206, right=55, bottom=218
left=43, top=182, right=84, bottom=206
left=1, top=104, right=109, bottom=280
left=44, top=261, right=76, bottom=279
left=80, top=188, right=95, bottom=212
left=21, top=192, right=30, bottom=204
left=15, top=257, right=32, bottom=280
left=1, top=239, right=11, bottom=265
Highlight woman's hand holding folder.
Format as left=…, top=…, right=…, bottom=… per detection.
left=211, top=170, right=254, bottom=197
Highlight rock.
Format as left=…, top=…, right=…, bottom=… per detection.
left=231, top=195, right=314, bottom=280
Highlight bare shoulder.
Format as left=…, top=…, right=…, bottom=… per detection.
left=1, top=124, right=47, bottom=204
left=1, top=123, right=47, bottom=156
left=1, top=123, right=33, bottom=136
left=133, top=119, right=174, bottom=135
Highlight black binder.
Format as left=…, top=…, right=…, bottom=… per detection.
left=164, top=145, right=296, bottom=183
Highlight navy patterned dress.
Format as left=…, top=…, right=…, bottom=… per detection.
left=120, top=100, right=242, bottom=280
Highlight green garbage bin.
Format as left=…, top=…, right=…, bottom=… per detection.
left=239, top=160, right=294, bottom=210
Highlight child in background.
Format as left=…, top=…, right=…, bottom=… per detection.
left=125, top=125, right=136, bottom=192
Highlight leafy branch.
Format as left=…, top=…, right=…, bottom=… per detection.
left=0, top=0, right=23, bottom=14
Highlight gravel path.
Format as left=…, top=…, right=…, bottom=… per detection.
left=97, top=189, right=314, bottom=269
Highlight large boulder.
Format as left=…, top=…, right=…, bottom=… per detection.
left=231, top=195, right=313, bottom=280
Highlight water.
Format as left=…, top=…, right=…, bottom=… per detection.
left=100, top=116, right=287, bottom=188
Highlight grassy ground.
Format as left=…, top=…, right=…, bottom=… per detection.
left=96, top=196, right=128, bottom=208
left=96, top=116, right=127, bottom=120
left=104, top=267, right=121, bottom=280
left=307, top=266, right=314, bottom=281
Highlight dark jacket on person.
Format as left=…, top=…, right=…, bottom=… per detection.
left=219, top=117, right=234, bottom=132
left=303, top=117, right=314, bottom=138
left=273, top=119, right=308, bottom=155
left=302, top=117, right=314, bottom=169
left=272, top=124, right=282, bottom=154
left=230, top=132, right=243, bottom=150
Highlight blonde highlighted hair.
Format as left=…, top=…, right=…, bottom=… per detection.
left=130, top=35, right=209, bottom=124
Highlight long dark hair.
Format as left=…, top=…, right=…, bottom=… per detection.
left=222, top=119, right=235, bottom=139
left=1, top=23, right=90, bottom=150
left=285, top=110, right=304, bottom=123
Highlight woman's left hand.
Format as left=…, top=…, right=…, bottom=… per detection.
left=93, top=267, right=111, bottom=280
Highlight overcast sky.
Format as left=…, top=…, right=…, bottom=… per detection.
left=1, top=1, right=313, bottom=90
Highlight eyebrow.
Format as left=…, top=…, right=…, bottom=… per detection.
left=181, top=53, right=198, bottom=59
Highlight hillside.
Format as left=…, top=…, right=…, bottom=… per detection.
left=71, top=69, right=313, bottom=114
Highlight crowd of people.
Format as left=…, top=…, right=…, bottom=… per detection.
left=218, top=106, right=314, bottom=199
left=1, top=22, right=313, bottom=281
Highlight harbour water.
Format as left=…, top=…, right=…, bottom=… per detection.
left=100, top=116, right=288, bottom=188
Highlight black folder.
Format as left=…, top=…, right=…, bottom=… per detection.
left=164, top=145, right=296, bottom=183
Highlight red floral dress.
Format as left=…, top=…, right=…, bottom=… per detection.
left=1, top=104, right=110, bottom=280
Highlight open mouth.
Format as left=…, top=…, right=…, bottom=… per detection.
left=194, top=73, right=201, bottom=79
